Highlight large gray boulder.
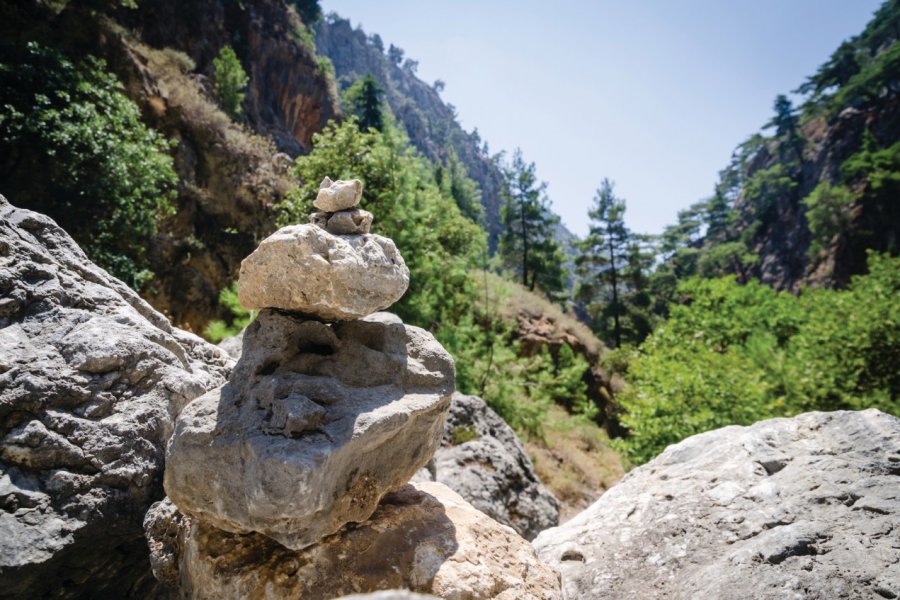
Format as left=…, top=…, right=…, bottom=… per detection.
left=145, top=482, right=561, bottom=600
left=534, top=409, right=900, bottom=600
left=0, top=196, right=232, bottom=598
left=237, top=224, right=409, bottom=320
left=424, top=393, right=560, bottom=540
left=164, top=309, right=455, bottom=550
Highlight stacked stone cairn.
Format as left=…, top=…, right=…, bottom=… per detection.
left=150, top=179, right=560, bottom=599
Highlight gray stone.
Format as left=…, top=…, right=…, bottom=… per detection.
left=0, top=196, right=232, bottom=598
left=237, top=224, right=409, bottom=320
left=310, top=208, right=374, bottom=235
left=314, top=177, right=363, bottom=212
left=146, top=482, right=560, bottom=599
left=164, top=309, right=455, bottom=550
left=425, top=393, right=559, bottom=540
left=534, top=409, right=900, bottom=600
left=217, top=329, right=244, bottom=359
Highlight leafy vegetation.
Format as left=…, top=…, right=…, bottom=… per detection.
left=203, top=283, right=256, bottom=343
left=212, top=46, right=249, bottom=119
left=278, top=118, right=599, bottom=438
left=0, top=41, right=176, bottom=287
left=614, top=252, right=900, bottom=464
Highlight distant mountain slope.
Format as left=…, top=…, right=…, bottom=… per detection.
left=315, top=14, right=527, bottom=250
left=696, top=0, right=900, bottom=291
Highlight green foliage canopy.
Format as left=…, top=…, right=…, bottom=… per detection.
left=213, top=45, right=249, bottom=119
left=0, top=42, right=176, bottom=287
left=615, top=252, right=900, bottom=465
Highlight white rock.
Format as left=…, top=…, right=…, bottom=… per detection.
left=164, top=310, right=455, bottom=550
left=534, top=409, right=900, bottom=600
left=314, top=177, right=363, bottom=212
left=237, top=224, right=409, bottom=320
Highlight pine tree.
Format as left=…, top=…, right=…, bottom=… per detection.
left=344, top=74, right=384, bottom=131
left=576, top=179, right=630, bottom=347
left=499, top=150, right=566, bottom=296
left=212, top=46, right=249, bottom=119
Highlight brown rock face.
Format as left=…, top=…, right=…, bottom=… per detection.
left=146, top=482, right=561, bottom=599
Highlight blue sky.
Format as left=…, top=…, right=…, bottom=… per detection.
left=321, top=1, right=883, bottom=236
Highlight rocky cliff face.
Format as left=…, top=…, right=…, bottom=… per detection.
left=734, top=97, right=900, bottom=291
left=118, top=0, right=339, bottom=157
left=1, top=0, right=341, bottom=332
left=0, top=196, right=231, bottom=598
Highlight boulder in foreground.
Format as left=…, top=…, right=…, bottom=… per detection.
left=0, top=196, right=231, bottom=598
left=164, top=310, right=454, bottom=550
left=534, top=409, right=900, bottom=600
left=425, top=393, right=560, bottom=540
left=146, top=482, right=561, bottom=599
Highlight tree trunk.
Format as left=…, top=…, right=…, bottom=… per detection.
left=608, top=236, right=621, bottom=348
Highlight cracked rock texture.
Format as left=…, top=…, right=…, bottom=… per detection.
left=146, top=482, right=560, bottom=599
left=424, top=393, right=560, bottom=541
left=0, top=196, right=232, bottom=598
left=534, top=409, right=900, bottom=600
left=164, top=310, right=455, bottom=550
left=237, top=224, right=409, bottom=320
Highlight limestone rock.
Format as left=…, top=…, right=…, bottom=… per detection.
left=425, top=393, right=560, bottom=540
left=237, top=224, right=409, bottom=319
left=336, top=592, right=439, bottom=600
left=314, top=177, right=363, bottom=212
left=310, top=208, right=374, bottom=235
left=146, top=482, right=561, bottom=599
left=216, top=329, right=244, bottom=359
left=534, top=409, right=900, bottom=600
left=0, top=196, right=232, bottom=598
left=165, top=309, right=455, bottom=550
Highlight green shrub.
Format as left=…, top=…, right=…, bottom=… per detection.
left=0, top=42, right=176, bottom=288
left=212, top=46, right=249, bottom=118
left=615, top=253, right=899, bottom=464
left=203, top=282, right=256, bottom=343
left=450, top=426, right=479, bottom=445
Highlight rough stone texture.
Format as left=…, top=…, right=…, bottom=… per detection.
left=146, top=482, right=561, bottom=599
left=336, top=592, right=439, bottom=600
left=534, top=409, right=900, bottom=600
left=165, top=309, right=454, bottom=550
left=0, top=197, right=232, bottom=598
left=423, top=393, right=560, bottom=541
left=216, top=330, right=244, bottom=360
left=237, top=224, right=409, bottom=320
left=309, top=208, right=374, bottom=235
left=314, top=177, right=363, bottom=212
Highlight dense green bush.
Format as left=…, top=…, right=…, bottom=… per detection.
left=0, top=42, right=176, bottom=287
left=615, top=252, right=899, bottom=464
left=212, top=46, right=249, bottom=118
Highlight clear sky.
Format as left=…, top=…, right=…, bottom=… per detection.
left=320, top=0, right=883, bottom=237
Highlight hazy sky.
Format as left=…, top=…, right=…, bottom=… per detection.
left=320, top=1, right=883, bottom=236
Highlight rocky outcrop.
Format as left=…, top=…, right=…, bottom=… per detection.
left=237, top=225, right=408, bottom=320
left=534, top=409, right=900, bottom=600
left=0, top=197, right=232, bottom=598
left=423, top=393, right=560, bottom=541
left=146, top=482, right=560, bottom=599
left=165, top=310, right=453, bottom=549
